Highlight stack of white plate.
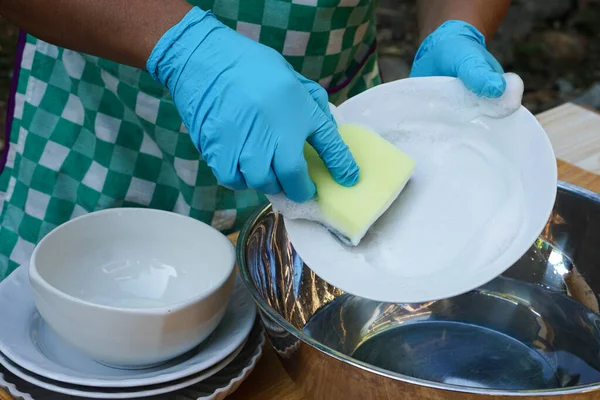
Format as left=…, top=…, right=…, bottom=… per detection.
left=0, top=266, right=261, bottom=399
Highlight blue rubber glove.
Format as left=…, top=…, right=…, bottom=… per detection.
left=410, top=20, right=506, bottom=98
left=147, top=7, right=359, bottom=203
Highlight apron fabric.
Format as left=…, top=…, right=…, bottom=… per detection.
left=0, top=0, right=381, bottom=280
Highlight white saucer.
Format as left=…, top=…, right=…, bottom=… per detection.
left=282, top=74, right=557, bottom=303
left=0, top=321, right=265, bottom=399
left=0, top=266, right=256, bottom=388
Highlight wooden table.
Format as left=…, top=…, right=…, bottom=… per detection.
left=2, top=103, right=600, bottom=400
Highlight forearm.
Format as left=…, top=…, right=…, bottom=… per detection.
left=0, top=0, right=192, bottom=69
left=417, top=0, right=511, bottom=42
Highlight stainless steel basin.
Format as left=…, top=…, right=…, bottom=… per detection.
left=237, top=181, right=600, bottom=399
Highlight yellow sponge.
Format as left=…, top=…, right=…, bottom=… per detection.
left=304, top=123, right=415, bottom=246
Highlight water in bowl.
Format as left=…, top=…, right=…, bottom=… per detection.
left=303, top=241, right=600, bottom=391
left=65, top=258, right=195, bottom=308
left=351, top=321, right=559, bottom=390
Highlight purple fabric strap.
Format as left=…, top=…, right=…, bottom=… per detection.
left=326, top=40, right=377, bottom=95
left=0, top=30, right=26, bottom=173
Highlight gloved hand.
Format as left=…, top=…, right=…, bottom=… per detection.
left=410, top=20, right=506, bottom=98
left=147, top=7, right=359, bottom=203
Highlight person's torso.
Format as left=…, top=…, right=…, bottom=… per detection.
left=0, top=0, right=381, bottom=279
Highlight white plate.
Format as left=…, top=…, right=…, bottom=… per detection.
left=0, top=342, right=242, bottom=399
left=283, top=75, right=557, bottom=303
left=0, top=266, right=256, bottom=388
left=0, top=322, right=265, bottom=399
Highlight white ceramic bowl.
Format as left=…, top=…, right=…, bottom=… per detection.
left=29, top=208, right=236, bottom=369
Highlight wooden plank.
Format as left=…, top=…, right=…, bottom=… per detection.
left=537, top=103, right=600, bottom=174
left=226, top=346, right=303, bottom=400
left=558, top=159, right=600, bottom=193
left=0, top=388, right=14, bottom=400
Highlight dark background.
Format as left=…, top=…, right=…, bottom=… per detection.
left=1, top=0, right=599, bottom=150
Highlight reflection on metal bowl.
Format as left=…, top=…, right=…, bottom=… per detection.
left=237, top=181, right=600, bottom=399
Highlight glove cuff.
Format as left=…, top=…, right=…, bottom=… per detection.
left=414, top=20, right=486, bottom=63
left=146, top=7, right=219, bottom=88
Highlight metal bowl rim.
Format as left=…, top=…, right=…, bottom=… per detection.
left=237, top=181, right=600, bottom=396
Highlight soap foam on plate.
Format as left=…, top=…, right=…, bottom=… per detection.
left=272, top=73, right=557, bottom=304
left=350, top=125, right=525, bottom=279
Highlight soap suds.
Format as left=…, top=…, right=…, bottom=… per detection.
left=351, top=127, right=525, bottom=278
left=270, top=73, right=526, bottom=242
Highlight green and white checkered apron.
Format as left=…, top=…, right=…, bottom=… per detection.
left=0, top=0, right=381, bottom=280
